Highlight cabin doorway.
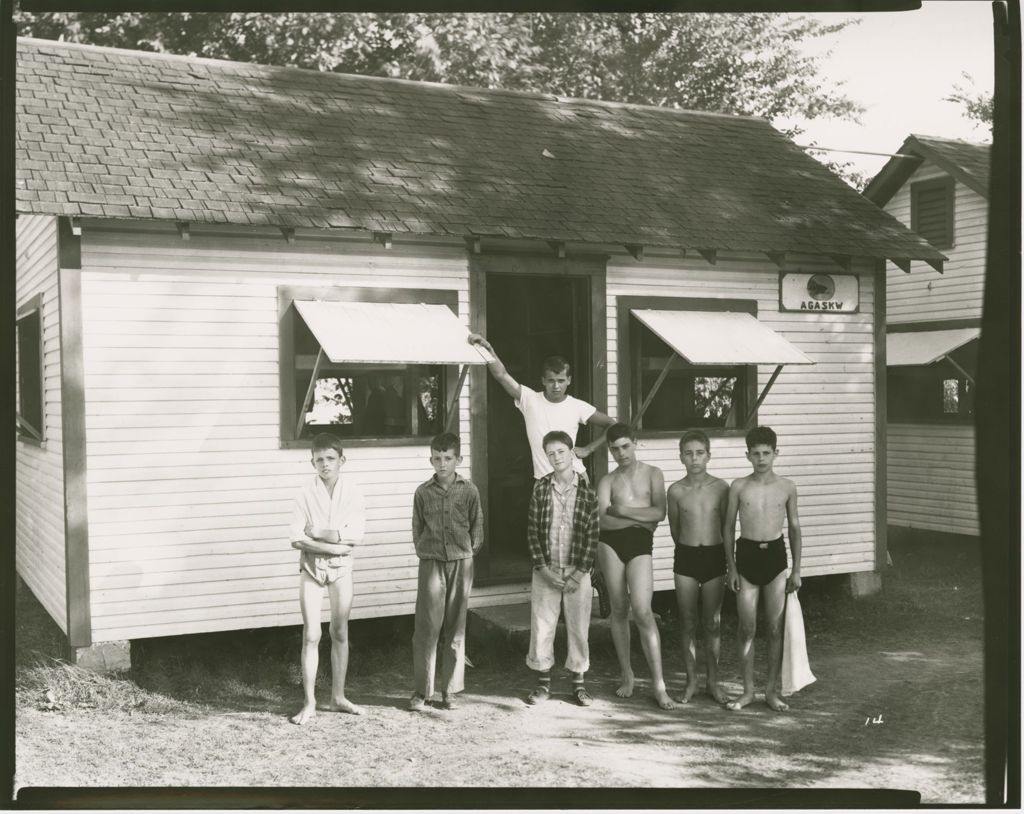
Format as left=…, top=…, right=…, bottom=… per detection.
left=481, top=272, right=593, bottom=582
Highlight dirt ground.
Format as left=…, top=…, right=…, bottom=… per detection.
left=14, top=537, right=986, bottom=803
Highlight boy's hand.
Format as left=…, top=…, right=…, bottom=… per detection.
left=727, top=567, right=740, bottom=593
left=573, top=445, right=591, bottom=459
left=605, top=504, right=623, bottom=518
left=542, top=567, right=566, bottom=589
left=786, top=570, right=802, bottom=593
left=467, top=333, right=491, bottom=350
left=304, top=523, right=318, bottom=539
left=563, top=575, right=579, bottom=595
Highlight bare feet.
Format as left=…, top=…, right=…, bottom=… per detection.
left=654, top=687, right=677, bottom=710
left=725, top=691, right=755, bottom=711
left=615, top=671, right=635, bottom=699
left=765, top=693, right=789, bottom=712
left=676, top=680, right=699, bottom=704
left=323, top=698, right=363, bottom=715
left=708, top=684, right=728, bottom=705
left=289, top=704, right=316, bottom=725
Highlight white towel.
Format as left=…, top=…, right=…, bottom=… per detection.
left=781, top=589, right=816, bottom=696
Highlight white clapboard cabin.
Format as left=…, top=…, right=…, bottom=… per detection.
left=863, top=135, right=989, bottom=541
left=15, top=38, right=945, bottom=667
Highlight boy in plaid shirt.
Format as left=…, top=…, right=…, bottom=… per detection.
left=524, top=431, right=600, bottom=706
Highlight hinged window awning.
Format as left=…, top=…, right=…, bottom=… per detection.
left=292, top=300, right=493, bottom=437
left=887, top=328, right=980, bottom=367
left=630, top=310, right=814, bottom=366
left=629, top=309, right=813, bottom=430
left=293, top=300, right=494, bottom=365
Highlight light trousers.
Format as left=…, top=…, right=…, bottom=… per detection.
left=412, top=557, right=474, bottom=698
left=526, top=567, right=593, bottom=673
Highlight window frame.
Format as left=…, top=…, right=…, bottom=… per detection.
left=615, top=296, right=759, bottom=438
left=16, top=293, right=45, bottom=446
left=887, top=365, right=975, bottom=425
left=278, top=286, right=461, bottom=449
left=910, top=175, right=955, bottom=250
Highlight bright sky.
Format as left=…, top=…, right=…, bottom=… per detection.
left=779, top=1, right=995, bottom=180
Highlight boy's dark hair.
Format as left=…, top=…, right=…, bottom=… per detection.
left=680, top=429, right=711, bottom=453
left=745, top=426, right=777, bottom=450
left=311, top=432, right=344, bottom=456
left=542, top=430, right=575, bottom=451
left=606, top=422, right=635, bottom=446
left=430, top=431, right=461, bottom=457
left=541, top=355, right=572, bottom=377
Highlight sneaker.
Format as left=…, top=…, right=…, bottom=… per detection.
left=408, top=693, right=427, bottom=711
left=592, top=568, right=611, bottom=619
left=440, top=693, right=458, bottom=710
left=572, top=686, right=594, bottom=707
left=526, top=685, right=551, bottom=705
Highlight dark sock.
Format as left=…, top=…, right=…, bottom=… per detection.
left=572, top=672, right=585, bottom=688
left=537, top=671, right=551, bottom=689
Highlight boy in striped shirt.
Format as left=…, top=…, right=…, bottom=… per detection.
left=409, top=432, right=484, bottom=711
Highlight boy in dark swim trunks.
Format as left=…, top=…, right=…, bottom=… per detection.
left=667, top=430, right=730, bottom=704
left=723, top=426, right=802, bottom=712
left=597, top=424, right=675, bottom=710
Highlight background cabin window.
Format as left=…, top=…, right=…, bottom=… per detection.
left=911, top=176, right=955, bottom=249
left=17, top=297, right=44, bottom=443
left=633, top=325, right=746, bottom=431
left=279, top=285, right=459, bottom=448
left=888, top=367, right=974, bottom=423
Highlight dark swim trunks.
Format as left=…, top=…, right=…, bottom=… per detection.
left=735, top=536, right=788, bottom=586
left=599, top=527, right=654, bottom=565
left=673, top=543, right=727, bottom=585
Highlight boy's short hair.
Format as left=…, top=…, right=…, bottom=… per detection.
left=745, top=426, right=778, bottom=450
left=679, top=429, right=711, bottom=453
left=541, top=355, right=572, bottom=377
left=430, top=431, right=461, bottom=457
left=311, top=432, right=344, bottom=456
left=606, top=422, right=635, bottom=446
left=542, top=430, right=575, bottom=451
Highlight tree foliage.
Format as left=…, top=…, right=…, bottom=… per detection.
left=946, top=71, right=994, bottom=130
left=17, top=12, right=860, bottom=121
left=16, top=11, right=864, bottom=180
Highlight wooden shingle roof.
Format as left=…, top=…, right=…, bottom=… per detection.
left=863, top=134, right=991, bottom=205
left=17, top=37, right=944, bottom=262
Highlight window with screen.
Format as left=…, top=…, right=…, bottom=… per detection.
left=911, top=176, right=955, bottom=250
left=278, top=286, right=457, bottom=448
left=17, top=295, right=45, bottom=443
left=617, top=296, right=757, bottom=436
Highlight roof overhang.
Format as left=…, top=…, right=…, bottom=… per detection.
left=886, top=328, right=980, bottom=367
left=631, top=310, right=814, bottom=366
left=293, top=300, right=494, bottom=365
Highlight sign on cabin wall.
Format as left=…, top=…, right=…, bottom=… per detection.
left=779, top=272, right=860, bottom=313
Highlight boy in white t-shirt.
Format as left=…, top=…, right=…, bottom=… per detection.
left=466, top=334, right=615, bottom=479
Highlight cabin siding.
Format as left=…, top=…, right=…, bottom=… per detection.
left=606, top=252, right=878, bottom=591
left=883, top=163, right=987, bottom=324
left=79, top=223, right=483, bottom=641
left=15, top=214, right=68, bottom=633
left=887, top=423, right=979, bottom=535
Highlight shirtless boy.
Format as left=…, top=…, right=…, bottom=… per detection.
left=723, top=426, right=802, bottom=712
left=667, top=430, right=730, bottom=704
left=597, top=423, right=675, bottom=710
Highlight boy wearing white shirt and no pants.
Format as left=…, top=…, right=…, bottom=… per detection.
left=288, top=432, right=367, bottom=725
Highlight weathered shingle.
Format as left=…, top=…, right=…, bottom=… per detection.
left=17, top=37, right=943, bottom=261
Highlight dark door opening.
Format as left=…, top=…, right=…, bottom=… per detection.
left=482, top=273, right=592, bottom=582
